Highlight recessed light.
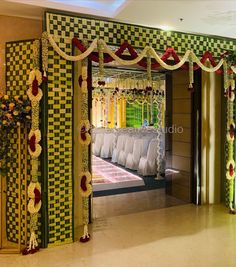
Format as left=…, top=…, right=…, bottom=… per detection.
left=159, top=25, right=172, bottom=31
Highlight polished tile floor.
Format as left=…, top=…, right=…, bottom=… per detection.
left=93, top=189, right=185, bottom=218
left=1, top=204, right=236, bottom=267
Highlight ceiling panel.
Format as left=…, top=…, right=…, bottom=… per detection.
left=2, top=0, right=236, bottom=38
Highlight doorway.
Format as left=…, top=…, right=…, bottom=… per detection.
left=89, top=65, right=192, bottom=219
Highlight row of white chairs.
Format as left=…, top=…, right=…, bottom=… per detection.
left=92, top=128, right=158, bottom=176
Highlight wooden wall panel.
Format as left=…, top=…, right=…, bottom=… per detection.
left=166, top=70, right=192, bottom=202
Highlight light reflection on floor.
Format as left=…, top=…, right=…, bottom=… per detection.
left=93, top=188, right=186, bottom=218
left=92, top=155, right=144, bottom=191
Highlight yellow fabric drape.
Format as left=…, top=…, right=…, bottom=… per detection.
left=92, top=98, right=126, bottom=128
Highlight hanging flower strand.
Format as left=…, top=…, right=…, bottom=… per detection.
left=227, top=71, right=236, bottom=214
left=98, top=39, right=105, bottom=84
left=77, top=40, right=92, bottom=243
left=188, top=52, right=194, bottom=92
left=42, top=31, right=49, bottom=79
left=223, top=60, right=229, bottom=97
left=22, top=39, right=42, bottom=255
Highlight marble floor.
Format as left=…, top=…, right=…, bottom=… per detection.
left=93, top=188, right=185, bottom=218
left=1, top=204, right=236, bottom=267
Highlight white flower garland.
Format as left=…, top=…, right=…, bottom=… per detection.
left=28, top=182, right=41, bottom=198
left=79, top=120, right=92, bottom=145
left=226, top=159, right=235, bottom=180
left=48, top=33, right=98, bottom=62
left=81, top=65, right=88, bottom=93
left=28, top=199, right=42, bottom=214
left=28, top=69, right=42, bottom=86
left=46, top=34, right=235, bottom=74
left=79, top=171, right=92, bottom=197
left=25, top=40, right=43, bottom=253
left=29, top=129, right=41, bottom=143
left=27, top=88, right=43, bottom=102
left=28, top=144, right=42, bottom=158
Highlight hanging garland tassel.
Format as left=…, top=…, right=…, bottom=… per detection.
left=188, top=52, right=194, bottom=92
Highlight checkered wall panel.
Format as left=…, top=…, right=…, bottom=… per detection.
left=5, top=40, right=41, bottom=245
left=45, top=11, right=236, bottom=245
left=6, top=41, right=33, bottom=95
left=46, top=12, right=236, bottom=57
left=47, top=43, right=73, bottom=245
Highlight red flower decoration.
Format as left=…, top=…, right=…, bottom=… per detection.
left=32, top=78, right=39, bottom=96
left=80, top=125, right=87, bottom=141
left=229, top=163, right=234, bottom=177
left=34, top=188, right=41, bottom=205
left=230, top=124, right=235, bottom=138
left=29, top=134, right=36, bottom=152
left=80, top=235, right=90, bottom=243
left=80, top=175, right=87, bottom=192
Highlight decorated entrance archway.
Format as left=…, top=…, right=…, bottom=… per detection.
left=41, top=30, right=235, bottom=243
left=1, top=12, right=236, bottom=255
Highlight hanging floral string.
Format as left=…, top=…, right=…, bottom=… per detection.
left=188, top=52, right=194, bottom=92
left=78, top=40, right=92, bottom=242
left=226, top=71, right=236, bottom=214
left=98, top=39, right=105, bottom=82
left=47, top=33, right=228, bottom=73
left=223, top=61, right=229, bottom=96
left=147, top=49, right=154, bottom=124
left=42, top=31, right=49, bottom=79
left=22, top=40, right=42, bottom=255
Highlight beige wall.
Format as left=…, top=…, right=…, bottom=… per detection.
left=0, top=15, right=42, bottom=93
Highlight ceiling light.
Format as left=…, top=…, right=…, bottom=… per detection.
left=159, top=25, right=172, bottom=31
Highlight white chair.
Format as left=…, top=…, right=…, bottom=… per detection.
left=92, top=133, right=104, bottom=156
left=140, top=137, right=152, bottom=156
left=125, top=138, right=142, bottom=170
left=118, top=136, right=134, bottom=166
left=91, top=131, right=96, bottom=144
left=138, top=138, right=157, bottom=176
left=111, top=134, right=125, bottom=163
left=100, top=133, right=115, bottom=158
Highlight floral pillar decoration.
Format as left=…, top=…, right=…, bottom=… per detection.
left=23, top=40, right=43, bottom=255
left=225, top=61, right=236, bottom=213
left=78, top=42, right=92, bottom=242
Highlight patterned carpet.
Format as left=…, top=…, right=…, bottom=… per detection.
left=92, top=156, right=145, bottom=192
